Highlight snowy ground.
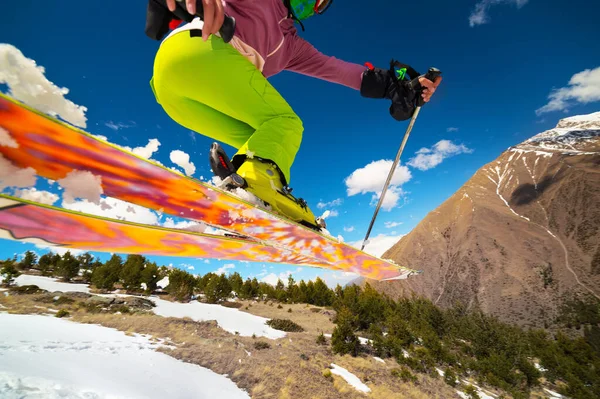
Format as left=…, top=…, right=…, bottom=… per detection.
left=151, top=297, right=286, bottom=339
left=13, top=274, right=285, bottom=339
left=0, top=313, right=250, bottom=399
left=330, top=363, right=371, bottom=393
left=14, top=274, right=90, bottom=293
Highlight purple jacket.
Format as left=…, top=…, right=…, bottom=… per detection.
left=169, top=0, right=365, bottom=90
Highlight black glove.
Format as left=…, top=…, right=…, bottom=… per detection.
left=360, top=61, right=423, bottom=121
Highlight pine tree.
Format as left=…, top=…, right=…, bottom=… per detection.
left=168, top=269, right=197, bottom=302
left=19, top=250, right=38, bottom=270
left=1, top=258, right=20, bottom=286
left=312, top=277, right=333, bottom=306
left=228, top=272, right=244, bottom=295
left=275, top=279, right=287, bottom=302
left=91, top=254, right=122, bottom=290
left=331, top=306, right=360, bottom=356
left=55, top=251, right=81, bottom=282
left=239, top=278, right=253, bottom=299
left=205, top=273, right=232, bottom=303
left=140, top=262, right=161, bottom=293
left=37, top=253, right=54, bottom=276
left=120, top=255, right=146, bottom=292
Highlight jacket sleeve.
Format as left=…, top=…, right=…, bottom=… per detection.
left=285, top=35, right=365, bottom=91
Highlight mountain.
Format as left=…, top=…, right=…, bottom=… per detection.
left=374, top=112, right=600, bottom=328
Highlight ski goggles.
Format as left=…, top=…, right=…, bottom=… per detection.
left=291, top=0, right=333, bottom=20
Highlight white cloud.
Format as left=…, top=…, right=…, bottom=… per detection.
left=0, top=127, right=18, bottom=148
left=317, top=198, right=342, bottom=209
left=0, top=154, right=37, bottom=190
left=105, top=121, right=136, bottom=131
left=536, top=66, right=600, bottom=115
left=384, top=221, right=402, bottom=228
left=407, top=140, right=473, bottom=171
left=446, top=127, right=459, bottom=132
left=0, top=44, right=88, bottom=127
left=170, top=150, right=196, bottom=176
left=57, top=170, right=103, bottom=204
left=13, top=188, right=59, bottom=205
left=352, top=233, right=405, bottom=258
left=215, top=263, right=235, bottom=275
left=469, top=0, right=529, bottom=27
left=63, top=197, right=161, bottom=225
left=162, top=217, right=207, bottom=233
left=261, top=268, right=303, bottom=286
left=346, top=160, right=411, bottom=196
left=127, top=139, right=161, bottom=160
left=369, top=186, right=405, bottom=212
left=182, top=264, right=195, bottom=271
left=345, top=160, right=411, bottom=211
left=343, top=226, right=355, bottom=232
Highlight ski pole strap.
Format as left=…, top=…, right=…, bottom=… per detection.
left=388, top=60, right=421, bottom=83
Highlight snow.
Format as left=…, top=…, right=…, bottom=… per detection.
left=157, top=276, right=169, bottom=289
left=456, top=391, right=469, bottom=399
left=374, top=357, right=385, bottom=364
left=330, top=364, right=371, bottom=393
left=13, top=276, right=285, bottom=339
left=0, top=313, right=249, bottom=399
left=14, top=275, right=90, bottom=294
left=544, top=388, right=563, bottom=398
left=151, top=297, right=286, bottom=339
left=436, top=367, right=445, bottom=377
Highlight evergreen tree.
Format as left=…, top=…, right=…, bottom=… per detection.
left=120, top=255, right=146, bottom=292
left=312, top=277, right=333, bottom=306
left=140, top=261, right=161, bottom=293
left=168, top=269, right=196, bottom=302
left=91, top=254, right=122, bottom=290
left=297, top=280, right=308, bottom=303
left=205, top=273, right=232, bottom=303
left=37, top=253, right=54, bottom=276
left=19, top=250, right=38, bottom=270
left=287, top=276, right=302, bottom=303
left=0, top=258, right=20, bottom=286
left=228, top=272, right=244, bottom=295
left=331, top=306, right=360, bottom=356
left=55, top=251, right=81, bottom=282
left=239, top=278, right=253, bottom=299
left=275, top=279, right=287, bottom=302
left=305, top=280, right=315, bottom=304
left=251, top=278, right=260, bottom=298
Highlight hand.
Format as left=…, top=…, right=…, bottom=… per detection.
left=166, top=0, right=225, bottom=41
left=418, top=75, right=442, bottom=103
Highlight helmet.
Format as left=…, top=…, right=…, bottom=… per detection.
left=288, top=0, right=333, bottom=21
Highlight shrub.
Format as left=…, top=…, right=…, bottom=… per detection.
left=287, top=308, right=292, bottom=313
left=266, top=319, right=304, bottom=332
left=277, top=304, right=283, bottom=309
left=391, top=367, right=418, bottom=384
left=254, top=341, right=271, bottom=350
left=55, top=309, right=70, bottom=318
left=464, top=385, right=480, bottom=399
left=323, top=369, right=333, bottom=381
left=316, top=332, right=327, bottom=345
left=444, top=368, right=458, bottom=387
left=331, top=307, right=360, bottom=356
left=9, top=285, right=44, bottom=295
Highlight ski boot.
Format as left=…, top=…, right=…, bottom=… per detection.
left=209, top=142, right=326, bottom=231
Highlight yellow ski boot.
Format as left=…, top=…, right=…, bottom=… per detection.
left=209, top=143, right=324, bottom=230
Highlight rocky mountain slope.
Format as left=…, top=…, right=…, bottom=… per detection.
left=376, top=112, right=600, bottom=328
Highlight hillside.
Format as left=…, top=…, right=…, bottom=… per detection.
left=377, top=112, right=600, bottom=328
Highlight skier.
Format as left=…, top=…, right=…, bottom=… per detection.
left=146, top=0, right=441, bottom=230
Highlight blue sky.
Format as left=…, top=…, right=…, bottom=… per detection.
left=1, top=0, right=599, bottom=285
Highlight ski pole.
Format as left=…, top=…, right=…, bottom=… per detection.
left=361, top=67, right=442, bottom=251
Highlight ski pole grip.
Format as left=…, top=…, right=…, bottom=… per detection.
left=416, top=67, right=442, bottom=107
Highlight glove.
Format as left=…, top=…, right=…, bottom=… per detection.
left=360, top=61, right=423, bottom=121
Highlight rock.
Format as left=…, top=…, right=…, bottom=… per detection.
left=85, top=296, right=114, bottom=306
left=123, top=297, right=155, bottom=310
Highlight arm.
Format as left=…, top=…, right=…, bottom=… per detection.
left=285, top=35, right=365, bottom=91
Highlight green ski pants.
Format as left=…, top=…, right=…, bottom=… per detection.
left=150, top=32, right=302, bottom=183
